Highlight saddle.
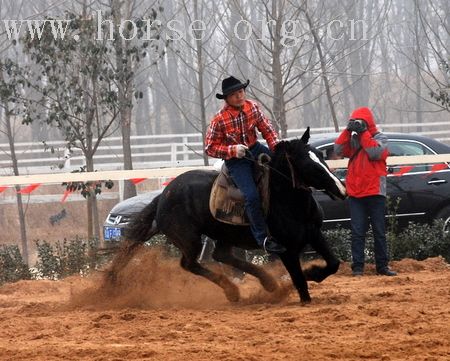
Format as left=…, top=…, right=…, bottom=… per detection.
left=209, top=154, right=271, bottom=225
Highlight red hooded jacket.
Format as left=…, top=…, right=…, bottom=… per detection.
left=334, top=107, right=389, bottom=198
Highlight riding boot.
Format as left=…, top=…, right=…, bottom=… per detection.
left=263, top=236, right=287, bottom=254
left=245, top=201, right=286, bottom=254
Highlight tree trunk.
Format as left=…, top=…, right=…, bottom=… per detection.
left=0, top=63, right=29, bottom=264
left=304, top=6, right=339, bottom=132
left=120, top=106, right=136, bottom=199
left=84, top=114, right=94, bottom=240
left=85, top=153, right=100, bottom=241
left=271, top=1, right=287, bottom=137
left=229, top=0, right=250, bottom=77
left=135, top=55, right=152, bottom=135
left=193, top=0, right=209, bottom=166
left=4, top=103, right=29, bottom=265
left=112, top=0, right=136, bottom=199
left=414, top=2, right=423, bottom=128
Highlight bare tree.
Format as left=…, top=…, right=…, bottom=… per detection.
left=0, top=63, right=29, bottom=264
left=388, top=0, right=449, bottom=125
left=154, top=0, right=231, bottom=164
left=0, top=0, right=34, bottom=264
left=223, top=0, right=317, bottom=137
left=100, top=0, right=165, bottom=198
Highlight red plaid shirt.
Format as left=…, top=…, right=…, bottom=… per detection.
left=205, top=100, right=279, bottom=159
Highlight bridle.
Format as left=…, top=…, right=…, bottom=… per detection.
left=285, top=153, right=311, bottom=192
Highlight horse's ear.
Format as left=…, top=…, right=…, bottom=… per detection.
left=301, top=127, right=310, bottom=144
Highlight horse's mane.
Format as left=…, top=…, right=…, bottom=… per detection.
left=273, top=138, right=309, bottom=159
left=271, top=137, right=311, bottom=166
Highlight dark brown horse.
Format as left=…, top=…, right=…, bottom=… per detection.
left=124, top=128, right=346, bottom=303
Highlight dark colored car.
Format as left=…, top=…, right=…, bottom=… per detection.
left=103, top=132, right=450, bottom=242
left=103, top=190, right=162, bottom=242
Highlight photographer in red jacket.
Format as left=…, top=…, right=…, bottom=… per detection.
left=334, top=107, right=397, bottom=277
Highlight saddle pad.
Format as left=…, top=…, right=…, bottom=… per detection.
left=209, top=174, right=249, bottom=225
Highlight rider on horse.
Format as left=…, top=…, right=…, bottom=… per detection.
left=205, top=76, right=286, bottom=255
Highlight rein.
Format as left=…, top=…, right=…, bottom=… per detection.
left=285, top=153, right=310, bottom=191
left=285, top=153, right=299, bottom=188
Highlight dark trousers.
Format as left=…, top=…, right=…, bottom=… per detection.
left=349, top=195, right=389, bottom=272
left=225, top=142, right=272, bottom=245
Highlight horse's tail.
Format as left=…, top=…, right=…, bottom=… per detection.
left=125, top=194, right=161, bottom=243
left=103, top=195, right=162, bottom=288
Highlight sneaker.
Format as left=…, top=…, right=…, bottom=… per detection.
left=263, top=236, right=286, bottom=254
left=377, top=268, right=397, bottom=276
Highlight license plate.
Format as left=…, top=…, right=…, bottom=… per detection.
left=104, top=227, right=122, bottom=240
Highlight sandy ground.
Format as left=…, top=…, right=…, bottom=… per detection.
left=0, top=249, right=449, bottom=361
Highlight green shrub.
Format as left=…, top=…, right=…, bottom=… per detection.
left=324, top=226, right=352, bottom=262
left=323, top=226, right=377, bottom=264
left=35, top=237, right=100, bottom=279
left=323, top=220, right=450, bottom=264
left=35, top=240, right=60, bottom=279
left=0, top=245, right=31, bottom=285
left=390, top=220, right=450, bottom=262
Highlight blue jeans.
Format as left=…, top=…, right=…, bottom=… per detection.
left=225, top=142, right=272, bottom=245
left=349, top=195, right=389, bottom=271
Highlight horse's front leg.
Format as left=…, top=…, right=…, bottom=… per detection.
left=304, top=230, right=340, bottom=282
left=279, top=252, right=311, bottom=304
left=167, top=234, right=241, bottom=303
left=212, top=243, right=278, bottom=293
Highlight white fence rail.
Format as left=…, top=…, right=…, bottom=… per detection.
left=0, top=123, right=449, bottom=176
left=1, top=154, right=450, bottom=187
left=0, top=133, right=206, bottom=175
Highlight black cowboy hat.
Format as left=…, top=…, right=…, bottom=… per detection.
left=216, top=76, right=250, bottom=99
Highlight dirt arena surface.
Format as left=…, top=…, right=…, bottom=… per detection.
left=0, top=250, right=449, bottom=361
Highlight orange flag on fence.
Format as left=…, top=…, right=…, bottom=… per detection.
left=17, top=183, right=41, bottom=194
left=130, top=178, right=147, bottom=185
left=427, top=163, right=448, bottom=176
left=0, top=186, right=8, bottom=193
left=162, top=177, right=175, bottom=186
left=61, top=189, right=74, bottom=203
left=392, top=166, right=415, bottom=176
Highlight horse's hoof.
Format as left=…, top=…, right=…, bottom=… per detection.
left=300, top=292, right=312, bottom=305
left=261, top=278, right=278, bottom=293
left=304, top=266, right=327, bottom=283
left=225, top=286, right=240, bottom=303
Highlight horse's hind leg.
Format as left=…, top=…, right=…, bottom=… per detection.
left=304, top=230, right=340, bottom=282
left=212, top=244, right=278, bottom=293
left=171, top=237, right=240, bottom=302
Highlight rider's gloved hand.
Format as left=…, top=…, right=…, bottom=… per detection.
left=234, top=144, right=248, bottom=158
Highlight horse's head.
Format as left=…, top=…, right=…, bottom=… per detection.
left=274, top=127, right=347, bottom=200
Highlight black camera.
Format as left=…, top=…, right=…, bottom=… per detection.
left=347, top=119, right=367, bottom=133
